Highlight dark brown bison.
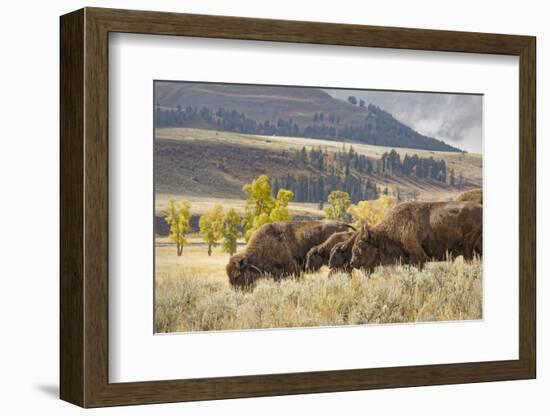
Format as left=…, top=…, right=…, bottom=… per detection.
left=455, top=188, right=482, bottom=204
left=305, top=231, right=355, bottom=272
left=349, top=228, right=411, bottom=272
left=350, top=201, right=482, bottom=272
left=327, top=231, right=360, bottom=273
left=226, top=221, right=352, bottom=289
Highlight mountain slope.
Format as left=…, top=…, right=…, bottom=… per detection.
left=154, top=82, right=461, bottom=152
left=154, top=128, right=481, bottom=202
left=155, top=82, right=360, bottom=126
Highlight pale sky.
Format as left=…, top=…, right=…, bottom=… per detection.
left=326, top=89, right=483, bottom=153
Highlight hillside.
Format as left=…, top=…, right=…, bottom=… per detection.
left=154, top=82, right=461, bottom=152
left=155, top=82, right=354, bottom=127
left=155, top=128, right=481, bottom=206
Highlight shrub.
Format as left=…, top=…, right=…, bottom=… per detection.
left=155, top=257, right=482, bottom=333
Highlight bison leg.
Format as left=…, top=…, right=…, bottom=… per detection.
left=464, top=230, right=482, bottom=259
left=343, top=266, right=353, bottom=278
left=403, top=240, right=429, bottom=269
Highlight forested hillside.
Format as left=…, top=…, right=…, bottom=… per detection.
left=271, top=146, right=452, bottom=204
left=154, top=82, right=461, bottom=152
left=154, top=128, right=476, bottom=205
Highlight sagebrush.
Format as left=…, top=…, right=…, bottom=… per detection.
left=155, top=256, right=482, bottom=333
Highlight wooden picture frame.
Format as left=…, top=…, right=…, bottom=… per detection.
left=60, top=7, right=536, bottom=408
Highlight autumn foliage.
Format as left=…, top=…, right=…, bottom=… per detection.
left=164, top=198, right=192, bottom=256
left=347, top=195, right=396, bottom=227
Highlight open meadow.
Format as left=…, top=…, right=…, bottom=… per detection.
left=155, top=238, right=482, bottom=333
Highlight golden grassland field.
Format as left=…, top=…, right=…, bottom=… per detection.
left=155, top=237, right=482, bottom=333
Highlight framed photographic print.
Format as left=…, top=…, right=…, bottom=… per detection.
left=60, top=7, right=536, bottom=408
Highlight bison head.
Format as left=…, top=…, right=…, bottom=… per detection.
left=226, top=254, right=263, bottom=289
left=350, top=225, right=379, bottom=271
left=305, top=247, right=324, bottom=272
left=329, top=240, right=352, bottom=269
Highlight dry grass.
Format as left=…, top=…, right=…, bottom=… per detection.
left=155, top=240, right=482, bottom=333
left=157, top=127, right=482, bottom=161
left=155, top=194, right=323, bottom=217
left=156, top=127, right=482, bottom=202
left=155, top=237, right=235, bottom=280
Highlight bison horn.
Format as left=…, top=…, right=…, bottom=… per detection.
left=346, top=224, right=357, bottom=231
left=248, top=264, right=263, bottom=274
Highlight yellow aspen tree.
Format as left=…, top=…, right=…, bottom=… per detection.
left=199, top=205, right=225, bottom=256
left=164, top=198, right=192, bottom=256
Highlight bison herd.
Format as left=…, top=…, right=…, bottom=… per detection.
left=226, top=189, right=482, bottom=289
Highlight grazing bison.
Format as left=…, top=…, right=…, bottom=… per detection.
left=350, top=201, right=482, bottom=272
left=327, top=231, right=360, bottom=274
left=455, top=188, right=482, bottom=205
left=227, top=221, right=352, bottom=289
left=305, top=231, right=355, bottom=272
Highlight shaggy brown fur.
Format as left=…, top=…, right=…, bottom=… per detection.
left=349, top=229, right=411, bottom=272
left=350, top=201, right=482, bottom=272
left=327, top=231, right=360, bottom=274
left=305, top=231, right=355, bottom=272
left=227, top=221, right=352, bottom=289
left=455, top=188, right=482, bottom=205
